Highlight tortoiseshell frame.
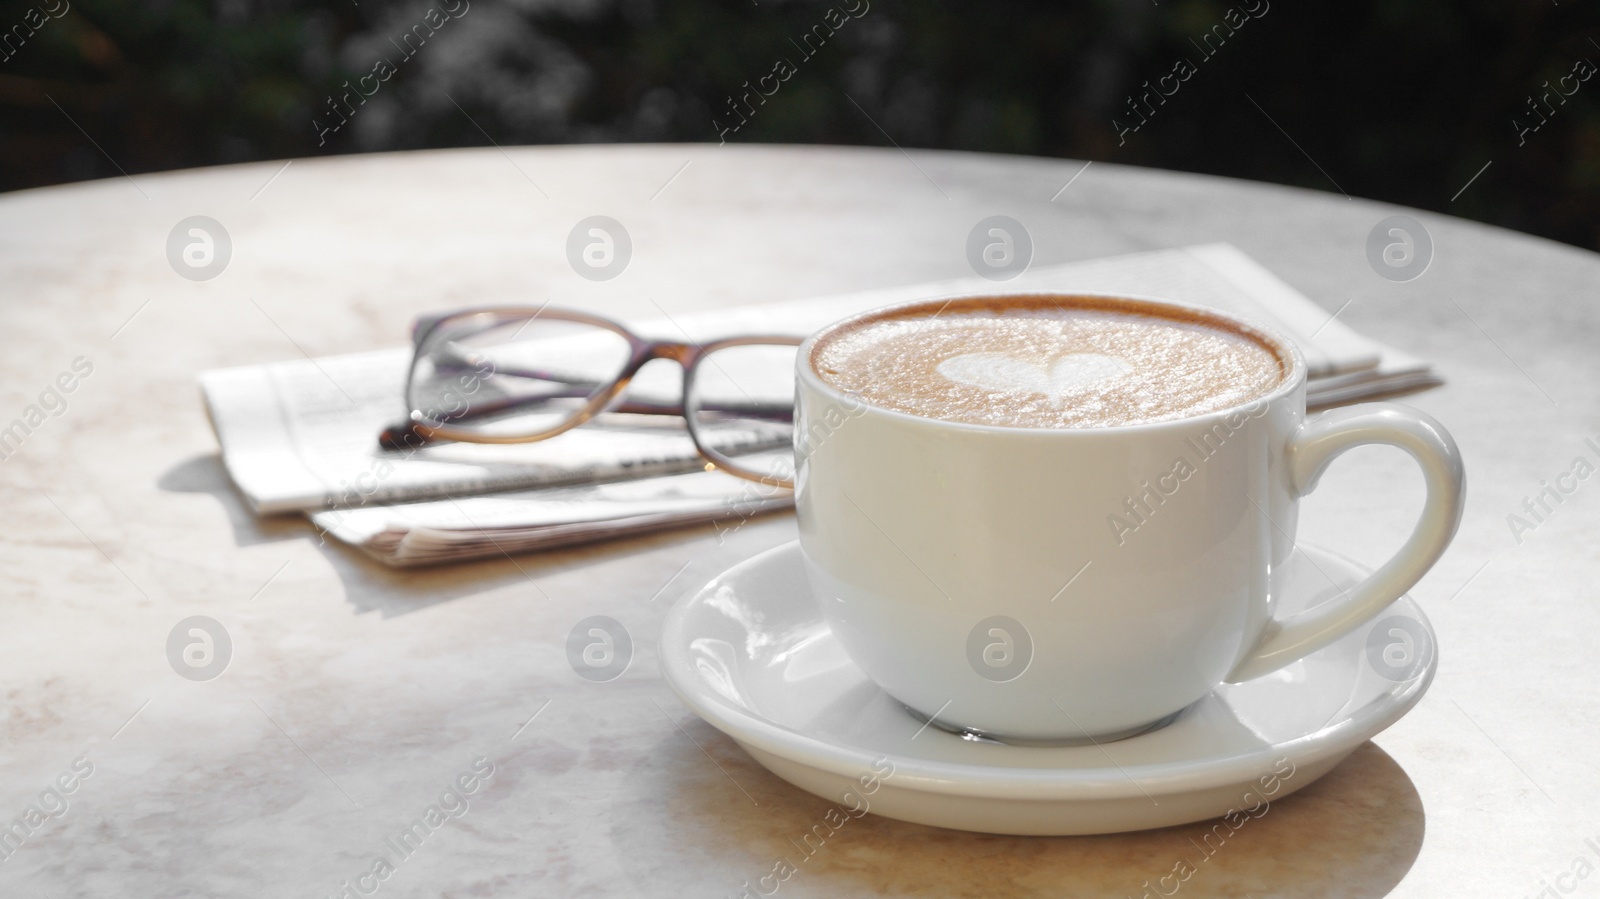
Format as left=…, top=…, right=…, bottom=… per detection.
left=399, top=306, right=801, bottom=489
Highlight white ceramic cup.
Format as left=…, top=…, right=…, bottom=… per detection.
left=794, top=293, right=1465, bottom=744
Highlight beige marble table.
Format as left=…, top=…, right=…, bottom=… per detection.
left=1, top=144, right=1596, bottom=897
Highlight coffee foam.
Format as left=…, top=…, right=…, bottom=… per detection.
left=809, top=296, right=1287, bottom=429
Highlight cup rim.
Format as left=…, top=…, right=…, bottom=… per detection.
left=795, top=290, right=1308, bottom=435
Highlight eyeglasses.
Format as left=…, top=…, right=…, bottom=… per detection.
left=380, top=306, right=802, bottom=488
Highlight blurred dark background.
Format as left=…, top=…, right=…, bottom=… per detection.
left=2, top=0, right=1597, bottom=249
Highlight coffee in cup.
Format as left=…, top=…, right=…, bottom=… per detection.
left=794, top=293, right=1464, bottom=744
left=810, top=295, right=1285, bottom=429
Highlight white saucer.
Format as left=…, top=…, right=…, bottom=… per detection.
left=659, top=541, right=1436, bottom=836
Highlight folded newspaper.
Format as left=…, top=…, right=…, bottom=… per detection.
left=200, top=243, right=1440, bottom=566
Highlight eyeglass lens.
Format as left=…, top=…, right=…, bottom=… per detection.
left=408, top=313, right=634, bottom=439
left=687, top=342, right=799, bottom=484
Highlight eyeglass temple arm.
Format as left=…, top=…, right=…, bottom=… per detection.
left=407, top=353, right=789, bottom=417
left=380, top=388, right=793, bottom=450
left=378, top=399, right=792, bottom=450
left=403, top=362, right=795, bottom=425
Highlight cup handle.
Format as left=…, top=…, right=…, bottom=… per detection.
left=1225, top=403, right=1466, bottom=683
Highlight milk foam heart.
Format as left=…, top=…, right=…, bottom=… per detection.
left=809, top=298, right=1286, bottom=428
left=936, top=352, right=1132, bottom=400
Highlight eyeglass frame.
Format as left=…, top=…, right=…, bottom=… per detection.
left=390, top=305, right=803, bottom=489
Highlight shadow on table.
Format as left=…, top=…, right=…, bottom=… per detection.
left=608, top=722, right=1424, bottom=898
left=157, top=451, right=727, bottom=618
left=158, top=452, right=306, bottom=547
